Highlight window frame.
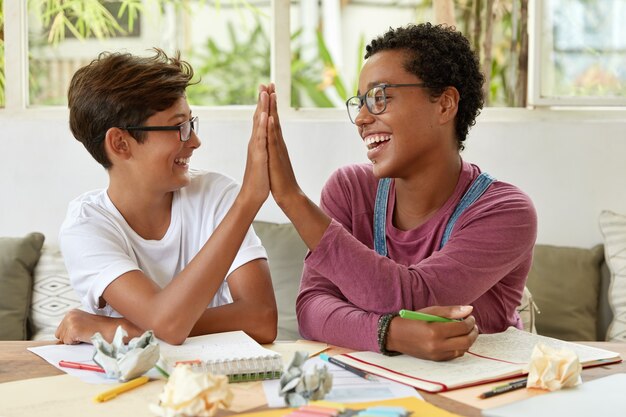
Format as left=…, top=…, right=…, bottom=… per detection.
left=2, top=0, right=626, bottom=123
left=528, top=0, right=626, bottom=107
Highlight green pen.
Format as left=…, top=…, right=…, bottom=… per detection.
left=398, top=309, right=460, bottom=322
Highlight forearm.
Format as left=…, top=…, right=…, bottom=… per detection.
left=189, top=298, right=277, bottom=344
left=306, top=220, right=527, bottom=313
left=305, top=220, right=420, bottom=312
left=277, top=192, right=332, bottom=252
left=99, top=317, right=145, bottom=343
left=296, top=282, right=380, bottom=352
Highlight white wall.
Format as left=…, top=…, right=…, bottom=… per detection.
left=1, top=110, right=625, bottom=248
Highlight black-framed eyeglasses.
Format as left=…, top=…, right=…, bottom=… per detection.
left=345, top=83, right=429, bottom=124
left=120, top=116, right=199, bottom=142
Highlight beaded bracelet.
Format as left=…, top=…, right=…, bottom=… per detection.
left=377, top=313, right=400, bottom=356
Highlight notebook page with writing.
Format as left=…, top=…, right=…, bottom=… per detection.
left=159, top=330, right=282, bottom=382
left=337, top=327, right=621, bottom=393
left=470, top=327, right=621, bottom=365
left=339, top=349, right=523, bottom=392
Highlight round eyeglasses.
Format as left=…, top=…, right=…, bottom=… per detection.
left=120, top=116, right=199, bottom=142
left=345, top=83, right=429, bottom=124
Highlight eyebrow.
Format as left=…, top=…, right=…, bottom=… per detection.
left=357, top=81, right=388, bottom=95
left=367, top=81, right=386, bottom=89
left=168, top=112, right=193, bottom=123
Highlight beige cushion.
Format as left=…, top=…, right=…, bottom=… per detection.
left=599, top=210, right=626, bottom=342
left=526, top=244, right=603, bottom=341
left=29, top=244, right=81, bottom=340
left=0, top=233, right=45, bottom=340
left=253, top=221, right=307, bottom=341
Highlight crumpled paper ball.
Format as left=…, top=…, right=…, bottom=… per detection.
left=92, top=325, right=160, bottom=381
left=150, top=364, right=233, bottom=417
left=526, top=343, right=582, bottom=391
left=279, top=351, right=333, bottom=406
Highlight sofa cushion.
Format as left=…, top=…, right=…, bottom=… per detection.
left=599, top=210, right=626, bottom=342
left=526, top=244, right=603, bottom=341
left=0, top=233, right=45, bottom=340
left=253, top=221, right=307, bottom=341
left=29, top=244, right=81, bottom=340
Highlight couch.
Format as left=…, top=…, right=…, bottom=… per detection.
left=1, top=215, right=625, bottom=343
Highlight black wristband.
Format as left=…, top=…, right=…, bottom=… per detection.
left=377, top=313, right=400, bottom=356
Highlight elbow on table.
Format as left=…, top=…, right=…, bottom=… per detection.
left=247, top=304, right=278, bottom=344
left=147, top=314, right=192, bottom=345
left=152, top=326, right=188, bottom=345
left=295, top=303, right=317, bottom=342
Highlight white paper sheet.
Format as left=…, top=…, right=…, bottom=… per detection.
left=262, top=356, right=421, bottom=407
left=28, top=343, right=162, bottom=384
left=483, top=373, right=626, bottom=417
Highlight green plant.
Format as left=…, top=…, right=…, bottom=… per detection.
left=450, top=0, right=527, bottom=107
left=27, top=0, right=253, bottom=44
left=188, top=19, right=364, bottom=108
left=291, top=29, right=365, bottom=108
left=186, top=20, right=270, bottom=106
left=31, top=0, right=127, bottom=44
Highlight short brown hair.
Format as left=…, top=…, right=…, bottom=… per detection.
left=68, top=49, right=194, bottom=168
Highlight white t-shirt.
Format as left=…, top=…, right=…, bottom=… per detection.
left=59, top=169, right=267, bottom=317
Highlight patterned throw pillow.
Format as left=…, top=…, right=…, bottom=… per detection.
left=599, top=210, right=626, bottom=342
left=29, top=244, right=81, bottom=340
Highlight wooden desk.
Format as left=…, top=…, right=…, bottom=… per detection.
left=1, top=341, right=624, bottom=417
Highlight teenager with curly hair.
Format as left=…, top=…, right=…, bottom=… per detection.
left=263, top=23, right=536, bottom=361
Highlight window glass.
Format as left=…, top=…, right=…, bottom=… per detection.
left=184, top=1, right=271, bottom=105
left=27, top=0, right=270, bottom=106
left=539, top=0, right=626, bottom=101
left=290, top=0, right=426, bottom=109
left=1, top=0, right=4, bottom=108
left=290, top=0, right=524, bottom=109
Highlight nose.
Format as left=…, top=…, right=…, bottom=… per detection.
left=355, top=104, right=375, bottom=127
left=187, top=129, right=201, bottom=149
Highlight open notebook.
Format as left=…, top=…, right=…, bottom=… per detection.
left=159, top=330, right=283, bottom=382
left=335, top=327, right=621, bottom=393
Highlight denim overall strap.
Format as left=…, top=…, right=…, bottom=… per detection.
left=373, top=178, right=392, bottom=256
left=372, top=172, right=496, bottom=256
left=440, top=172, right=496, bottom=249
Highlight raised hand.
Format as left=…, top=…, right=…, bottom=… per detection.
left=266, top=84, right=302, bottom=210
left=240, top=86, right=271, bottom=208
left=386, top=305, right=479, bottom=361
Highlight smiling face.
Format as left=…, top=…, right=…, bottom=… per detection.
left=127, top=96, right=201, bottom=194
left=355, top=49, right=458, bottom=180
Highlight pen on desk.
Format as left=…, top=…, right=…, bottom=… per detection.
left=478, top=378, right=528, bottom=399
left=320, top=353, right=377, bottom=382
left=58, top=360, right=105, bottom=373
left=93, top=376, right=150, bottom=403
left=398, top=309, right=460, bottom=323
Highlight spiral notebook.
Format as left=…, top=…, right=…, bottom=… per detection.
left=159, top=330, right=283, bottom=382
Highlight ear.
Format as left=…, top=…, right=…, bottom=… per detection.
left=104, top=127, right=132, bottom=163
left=438, top=86, right=460, bottom=125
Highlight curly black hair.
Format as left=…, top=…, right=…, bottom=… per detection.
left=365, top=23, right=484, bottom=150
